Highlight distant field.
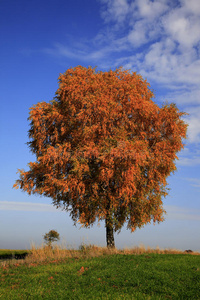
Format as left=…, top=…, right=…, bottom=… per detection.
left=1, top=246, right=200, bottom=299
left=0, top=250, right=29, bottom=260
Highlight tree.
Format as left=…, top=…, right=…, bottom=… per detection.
left=14, top=66, right=187, bottom=248
left=43, top=230, right=60, bottom=247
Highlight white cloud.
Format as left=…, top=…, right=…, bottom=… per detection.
left=185, top=178, right=200, bottom=188
left=182, top=106, right=200, bottom=144
left=0, top=201, right=61, bottom=212
left=97, top=0, right=200, bottom=91
left=176, top=144, right=200, bottom=166
left=165, top=205, right=200, bottom=221
left=165, top=88, right=200, bottom=106
left=44, top=43, right=88, bottom=60
left=127, top=21, right=149, bottom=48
left=135, top=0, right=169, bottom=19
left=180, top=0, right=200, bottom=15
left=177, top=155, right=200, bottom=166
left=100, top=0, right=169, bottom=23
left=44, top=0, right=200, bottom=147
left=119, top=39, right=200, bottom=88
left=1, top=202, right=199, bottom=222
left=163, top=11, right=200, bottom=48
left=186, top=117, right=200, bottom=144
left=100, top=0, right=129, bottom=23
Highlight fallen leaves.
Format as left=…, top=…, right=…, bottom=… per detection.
left=77, top=266, right=88, bottom=275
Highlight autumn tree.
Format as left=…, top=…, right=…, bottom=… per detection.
left=14, top=66, right=187, bottom=248
left=43, top=229, right=60, bottom=247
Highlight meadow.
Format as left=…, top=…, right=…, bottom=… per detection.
left=0, top=250, right=29, bottom=261
left=1, top=245, right=200, bottom=299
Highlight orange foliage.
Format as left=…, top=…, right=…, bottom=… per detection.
left=14, top=66, right=187, bottom=238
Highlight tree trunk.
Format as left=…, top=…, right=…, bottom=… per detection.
left=106, top=217, right=115, bottom=248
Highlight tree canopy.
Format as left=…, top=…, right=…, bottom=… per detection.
left=14, top=66, right=187, bottom=247
left=43, top=229, right=60, bottom=247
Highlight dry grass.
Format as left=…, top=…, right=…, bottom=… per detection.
left=121, top=244, right=199, bottom=255
left=25, top=243, right=119, bottom=264
left=1, top=243, right=199, bottom=268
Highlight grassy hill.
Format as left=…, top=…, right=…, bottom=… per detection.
left=1, top=246, right=200, bottom=299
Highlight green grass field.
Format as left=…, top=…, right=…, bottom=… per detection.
left=0, top=250, right=29, bottom=260
left=1, top=247, right=200, bottom=299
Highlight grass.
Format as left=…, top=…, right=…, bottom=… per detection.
left=0, top=250, right=29, bottom=260
left=1, top=245, right=200, bottom=299
left=0, top=250, right=29, bottom=255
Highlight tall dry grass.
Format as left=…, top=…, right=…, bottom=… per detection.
left=1, top=244, right=199, bottom=268
left=25, top=243, right=119, bottom=264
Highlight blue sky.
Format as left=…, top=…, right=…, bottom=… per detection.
left=1, top=0, right=200, bottom=251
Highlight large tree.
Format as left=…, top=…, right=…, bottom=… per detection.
left=14, top=66, right=187, bottom=248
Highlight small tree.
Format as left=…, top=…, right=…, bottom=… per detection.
left=43, top=230, right=60, bottom=247
left=14, top=66, right=187, bottom=248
